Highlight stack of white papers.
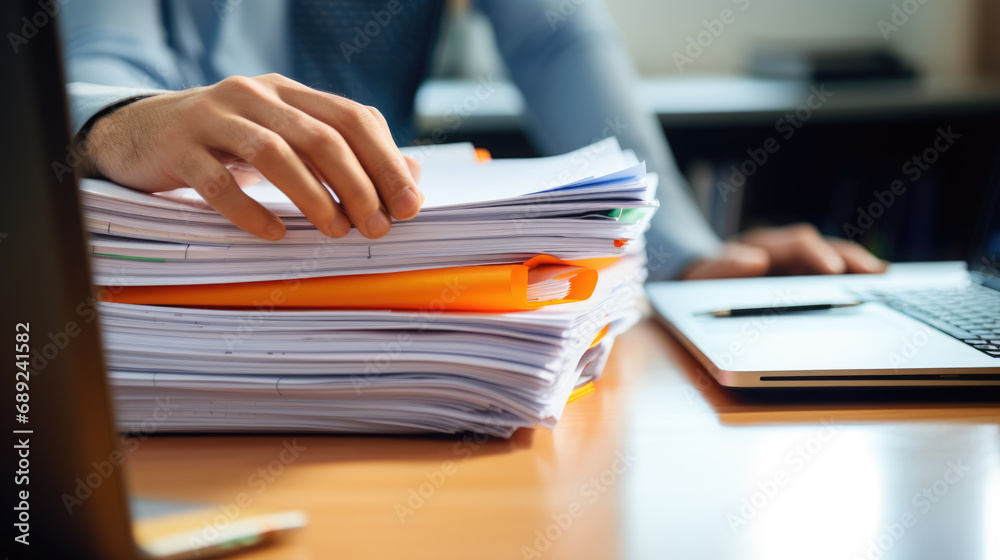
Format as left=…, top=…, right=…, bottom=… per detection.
left=88, top=139, right=657, bottom=436
left=81, top=138, right=657, bottom=285
left=103, top=256, right=645, bottom=436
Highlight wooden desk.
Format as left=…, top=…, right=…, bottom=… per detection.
left=127, top=320, right=1000, bottom=560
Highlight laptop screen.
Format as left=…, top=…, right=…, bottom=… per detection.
left=969, top=160, right=1000, bottom=290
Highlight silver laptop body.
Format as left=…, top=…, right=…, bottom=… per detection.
left=648, top=163, right=1000, bottom=388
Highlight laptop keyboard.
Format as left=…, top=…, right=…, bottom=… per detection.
left=856, top=284, right=1000, bottom=358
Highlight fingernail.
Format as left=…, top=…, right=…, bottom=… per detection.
left=390, top=186, right=421, bottom=217
left=327, top=212, right=351, bottom=238
left=365, top=209, right=391, bottom=237
left=264, top=217, right=285, bottom=240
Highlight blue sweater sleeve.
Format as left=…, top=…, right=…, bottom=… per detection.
left=59, top=0, right=181, bottom=134
left=477, top=0, right=722, bottom=279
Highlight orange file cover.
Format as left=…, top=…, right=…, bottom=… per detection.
left=98, top=256, right=603, bottom=312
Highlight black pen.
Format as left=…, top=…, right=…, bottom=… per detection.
left=702, top=301, right=863, bottom=318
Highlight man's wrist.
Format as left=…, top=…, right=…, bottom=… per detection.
left=74, top=94, right=158, bottom=179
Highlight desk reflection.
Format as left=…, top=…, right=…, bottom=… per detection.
left=127, top=319, right=1000, bottom=560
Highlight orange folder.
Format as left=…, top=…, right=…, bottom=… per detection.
left=99, top=256, right=606, bottom=312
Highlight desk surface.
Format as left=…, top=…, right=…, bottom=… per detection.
left=128, top=320, right=1000, bottom=560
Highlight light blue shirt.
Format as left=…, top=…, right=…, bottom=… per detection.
left=60, top=0, right=722, bottom=279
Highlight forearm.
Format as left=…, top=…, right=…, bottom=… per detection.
left=60, top=0, right=183, bottom=135
left=67, top=82, right=168, bottom=139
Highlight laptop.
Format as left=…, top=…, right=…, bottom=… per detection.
left=0, top=2, right=304, bottom=558
left=647, top=161, right=1000, bottom=388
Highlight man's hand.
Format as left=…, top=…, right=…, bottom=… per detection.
left=682, top=223, right=887, bottom=280
left=81, top=74, right=424, bottom=240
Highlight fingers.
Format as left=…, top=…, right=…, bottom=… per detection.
left=276, top=85, right=423, bottom=220
left=238, top=102, right=389, bottom=238
left=218, top=75, right=419, bottom=236
left=741, top=224, right=846, bottom=275
left=681, top=232, right=886, bottom=280
left=738, top=224, right=888, bottom=276
left=196, top=115, right=352, bottom=239
left=173, top=150, right=286, bottom=240
left=826, top=238, right=888, bottom=274
left=682, top=243, right=770, bottom=280
left=81, top=74, right=422, bottom=240
left=363, top=105, right=424, bottom=203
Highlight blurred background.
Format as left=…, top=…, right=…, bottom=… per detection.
left=417, top=0, right=1000, bottom=263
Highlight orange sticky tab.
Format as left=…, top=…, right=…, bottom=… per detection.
left=474, top=148, right=492, bottom=162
